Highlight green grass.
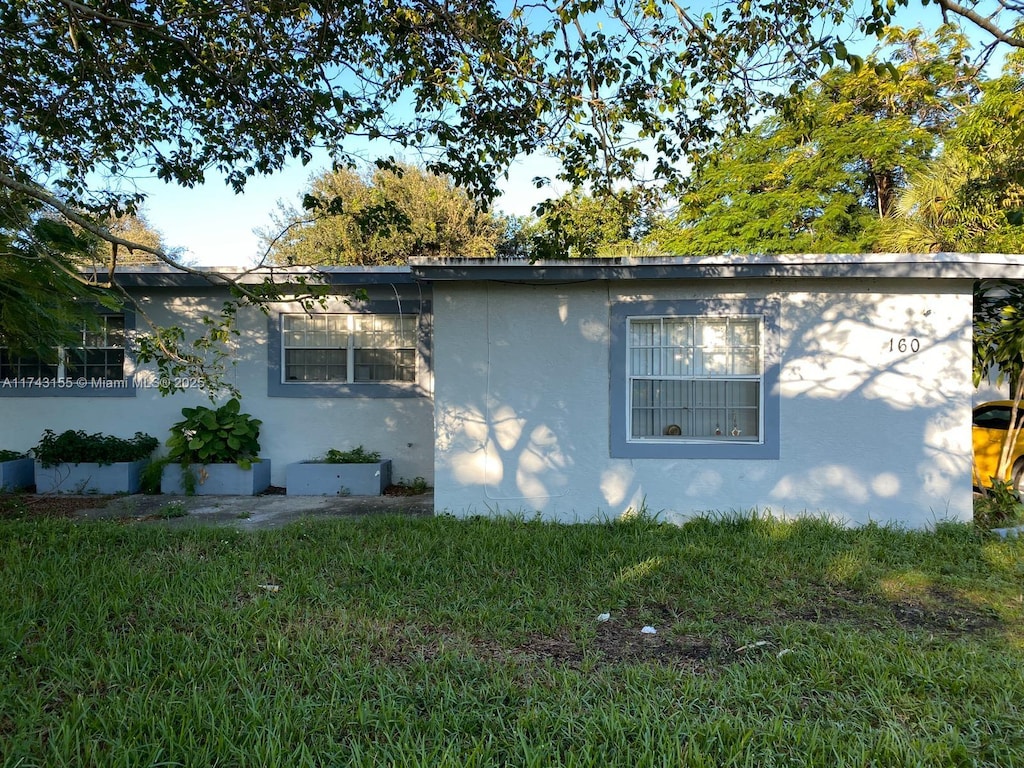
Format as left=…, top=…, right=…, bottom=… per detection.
left=2, top=511, right=1024, bottom=767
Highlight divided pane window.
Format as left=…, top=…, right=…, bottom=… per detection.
left=283, top=314, right=417, bottom=384
left=67, top=315, right=126, bottom=380
left=0, top=315, right=126, bottom=382
left=0, top=350, right=59, bottom=380
left=627, top=316, right=763, bottom=442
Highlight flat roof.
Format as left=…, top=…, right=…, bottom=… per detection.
left=92, top=254, right=1024, bottom=288
left=407, top=253, right=1024, bottom=281
left=89, top=265, right=415, bottom=288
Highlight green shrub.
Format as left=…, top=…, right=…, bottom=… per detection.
left=167, top=398, right=261, bottom=469
left=33, top=430, right=159, bottom=467
left=0, top=449, right=27, bottom=462
left=321, top=446, right=381, bottom=464
left=974, top=478, right=1024, bottom=529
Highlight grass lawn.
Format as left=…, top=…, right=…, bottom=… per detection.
left=2, top=510, right=1023, bottom=767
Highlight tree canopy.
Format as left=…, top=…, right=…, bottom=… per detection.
left=262, top=164, right=506, bottom=265
left=517, top=190, right=661, bottom=258
left=4, top=1, right=1022, bottom=236
left=650, top=26, right=982, bottom=255
left=881, top=50, right=1024, bottom=253
left=2, top=0, right=1023, bottom=359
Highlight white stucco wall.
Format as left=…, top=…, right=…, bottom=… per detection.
left=0, top=287, right=434, bottom=487
left=431, top=278, right=975, bottom=527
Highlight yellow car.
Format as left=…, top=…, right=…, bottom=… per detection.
left=973, top=401, right=1024, bottom=492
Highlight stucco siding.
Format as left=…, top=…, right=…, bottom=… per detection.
left=1, top=286, right=435, bottom=487
left=432, top=278, right=974, bottom=527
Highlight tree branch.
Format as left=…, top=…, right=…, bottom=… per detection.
left=0, top=170, right=315, bottom=304
left=933, top=0, right=1024, bottom=48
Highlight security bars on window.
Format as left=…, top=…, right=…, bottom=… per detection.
left=627, top=316, right=763, bottom=442
left=281, top=314, right=417, bottom=384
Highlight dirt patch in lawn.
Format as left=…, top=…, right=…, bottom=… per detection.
left=466, top=590, right=1003, bottom=673
left=0, top=493, right=116, bottom=520
left=884, top=586, right=1002, bottom=634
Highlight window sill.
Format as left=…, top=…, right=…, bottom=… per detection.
left=0, top=381, right=136, bottom=398
left=267, top=380, right=427, bottom=399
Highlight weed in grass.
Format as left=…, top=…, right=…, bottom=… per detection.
left=386, top=476, right=432, bottom=496
left=156, top=502, right=188, bottom=519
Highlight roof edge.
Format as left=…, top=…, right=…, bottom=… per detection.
left=86, top=265, right=415, bottom=288
left=407, top=253, right=1024, bottom=281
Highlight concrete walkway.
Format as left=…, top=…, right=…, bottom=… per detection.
left=77, top=492, right=435, bottom=530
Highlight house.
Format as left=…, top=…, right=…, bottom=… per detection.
left=0, top=267, right=436, bottom=488
left=2, top=254, right=1022, bottom=527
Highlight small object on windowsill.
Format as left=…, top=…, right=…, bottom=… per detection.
left=663, top=424, right=682, bottom=436
left=731, top=426, right=742, bottom=437
left=715, top=424, right=722, bottom=436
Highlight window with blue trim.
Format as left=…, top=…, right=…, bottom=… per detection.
left=628, top=315, right=763, bottom=442
left=0, top=312, right=135, bottom=397
left=281, top=313, right=417, bottom=384
left=610, top=299, right=780, bottom=459
left=267, top=304, right=429, bottom=399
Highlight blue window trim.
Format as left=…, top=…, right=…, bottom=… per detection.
left=0, top=309, right=137, bottom=398
left=609, top=298, right=780, bottom=459
left=267, top=300, right=432, bottom=399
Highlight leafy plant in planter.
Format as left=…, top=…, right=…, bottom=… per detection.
left=166, top=398, right=262, bottom=469
left=31, top=430, right=159, bottom=494
left=33, top=430, right=159, bottom=467
left=321, top=446, right=381, bottom=464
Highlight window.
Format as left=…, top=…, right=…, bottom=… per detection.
left=1, top=315, right=125, bottom=382
left=0, top=349, right=59, bottom=381
left=628, top=316, right=762, bottom=442
left=281, top=314, right=416, bottom=383
left=973, top=404, right=1024, bottom=431
left=0, top=313, right=134, bottom=397
left=267, top=305, right=429, bottom=399
left=610, top=299, right=779, bottom=459
left=67, top=315, right=127, bottom=380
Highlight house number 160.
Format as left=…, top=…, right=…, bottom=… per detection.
left=888, top=337, right=920, bottom=353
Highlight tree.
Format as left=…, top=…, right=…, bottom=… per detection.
left=94, top=213, right=171, bottom=266
left=263, top=164, right=506, bottom=265
left=0, top=191, right=119, bottom=358
left=2, top=1, right=1022, bottom=371
left=650, top=26, right=980, bottom=255
left=522, top=190, right=662, bottom=258
left=881, top=50, right=1024, bottom=253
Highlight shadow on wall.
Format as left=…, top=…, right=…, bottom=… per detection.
left=438, top=284, right=973, bottom=524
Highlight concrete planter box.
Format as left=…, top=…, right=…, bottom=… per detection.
left=161, top=461, right=271, bottom=495
left=34, top=460, right=148, bottom=494
left=0, top=457, right=34, bottom=491
left=286, top=459, right=391, bottom=496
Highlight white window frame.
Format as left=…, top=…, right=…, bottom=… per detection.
left=626, top=314, right=765, bottom=445
left=279, top=312, right=417, bottom=385
left=609, top=299, right=780, bottom=460
left=267, top=303, right=430, bottom=400
left=0, top=311, right=135, bottom=398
